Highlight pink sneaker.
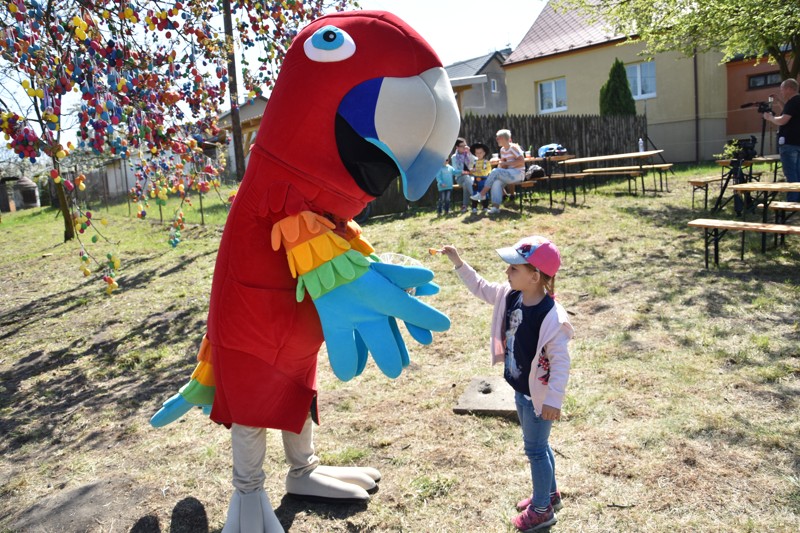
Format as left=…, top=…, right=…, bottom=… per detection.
left=517, top=491, right=562, bottom=512
left=513, top=505, right=556, bottom=531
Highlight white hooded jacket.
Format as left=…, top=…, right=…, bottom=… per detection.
left=455, top=262, right=574, bottom=416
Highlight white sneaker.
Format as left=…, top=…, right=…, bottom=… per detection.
left=471, top=208, right=478, bottom=214
left=469, top=193, right=483, bottom=202
left=487, top=207, right=500, bottom=215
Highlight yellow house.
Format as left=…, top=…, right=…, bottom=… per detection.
left=504, top=1, right=727, bottom=162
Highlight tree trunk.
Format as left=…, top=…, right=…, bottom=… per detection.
left=55, top=179, right=74, bottom=242
left=222, top=0, right=246, bottom=182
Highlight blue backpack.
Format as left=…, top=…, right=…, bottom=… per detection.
left=538, top=143, right=567, bottom=157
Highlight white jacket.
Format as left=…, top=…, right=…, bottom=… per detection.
left=455, top=262, right=574, bottom=416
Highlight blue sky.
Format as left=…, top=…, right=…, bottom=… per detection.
left=356, top=0, right=545, bottom=66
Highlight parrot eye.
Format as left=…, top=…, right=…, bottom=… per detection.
left=304, top=25, right=355, bottom=62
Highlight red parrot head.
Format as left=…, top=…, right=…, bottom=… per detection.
left=253, top=10, right=460, bottom=219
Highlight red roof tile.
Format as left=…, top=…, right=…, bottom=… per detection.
left=506, top=1, right=626, bottom=65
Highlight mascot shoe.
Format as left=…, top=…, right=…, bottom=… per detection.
left=221, top=489, right=284, bottom=533
left=316, top=465, right=381, bottom=491
left=286, top=470, right=370, bottom=503
left=282, top=416, right=377, bottom=500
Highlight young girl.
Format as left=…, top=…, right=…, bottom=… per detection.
left=434, top=158, right=457, bottom=216
left=440, top=236, right=574, bottom=532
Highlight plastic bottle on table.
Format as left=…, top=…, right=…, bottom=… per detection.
left=638, top=138, right=645, bottom=152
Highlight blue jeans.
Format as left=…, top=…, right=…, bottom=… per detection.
left=515, top=391, right=557, bottom=509
left=456, top=173, right=474, bottom=207
left=482, top=168, right=524, bottom=205
left=437, top=189, right=451, bottom=214
left=779, top=144, right=800, bottom=202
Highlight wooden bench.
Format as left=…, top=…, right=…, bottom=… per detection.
left=765, top=201, right=800, bottom=222
left=762, top=201, right=800, bottom=246
left=582, top=164, right=672, bottom=172
left=688, top=176, right=722, bottom=210
left=454, top=182, right=540, bottom=212
left=503, top=173, right=598, bottom=211
left=583, top=163, right=673, bottom=192
left=574, top=170, right=645, bottom=195
left=688, top=218, right=800, bottom=267
left=513, top=179, right=543, bottom=211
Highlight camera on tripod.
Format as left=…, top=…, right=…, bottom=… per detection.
left=725, top=135, right=758, bottom=162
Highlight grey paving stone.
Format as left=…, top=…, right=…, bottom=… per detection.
left=453, top=375, right=517, bottom=419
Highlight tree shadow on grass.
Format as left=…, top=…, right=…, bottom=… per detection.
left=158, top=249, right=217, bottom=278
left=0, top=246, right=219, bottom=458
left=615, top=202, right=702, bottom=234
left=0, top=295, right=208, bottom=457
left=0, top=249, right=183, bottom=341
left=13, top=487, right=212, bottom=533
left=682, top=410, right=799, bottom=454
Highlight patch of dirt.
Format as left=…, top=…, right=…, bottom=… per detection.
left=11, top=477, right=166, bottom=533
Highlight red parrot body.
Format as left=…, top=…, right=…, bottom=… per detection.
left=204, top=11, right=459, bottom=433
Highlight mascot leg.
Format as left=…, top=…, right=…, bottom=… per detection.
left=282, top=415, right=380, bottom=502
left=222, top=424, right=284, bottom=533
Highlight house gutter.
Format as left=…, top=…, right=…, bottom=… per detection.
left=693, top=50, right=700, bottom=163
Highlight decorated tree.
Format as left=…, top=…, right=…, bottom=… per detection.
left=0, top=0, right=356, bottom=291
left=599, top=58, right=636, bottom=116
left=556, top=0, right=800, bottom=79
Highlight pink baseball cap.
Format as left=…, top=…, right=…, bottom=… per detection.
left=496, top=236, right=561, bottom=277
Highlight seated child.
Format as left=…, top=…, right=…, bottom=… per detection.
left=470, top=142, right=492, bottom=214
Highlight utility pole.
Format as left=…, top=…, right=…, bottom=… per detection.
left=222, top=0, right=246, bottom=182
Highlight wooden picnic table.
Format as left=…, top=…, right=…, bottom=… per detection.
left=489, top=154, right=574, bottom=167
left=558, top=149, right=665, bottom=195
left=527, top=154, right=577, bottom=209
left=752, top=154, right=782, bottom=182
left=730, top=181, right=800, bottom=252
left=711, top=159, right=764, bottom=212
left=558, top=149, right=663, bottom=165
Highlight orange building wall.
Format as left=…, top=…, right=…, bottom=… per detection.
left=726, top=58, right=784, bottom=150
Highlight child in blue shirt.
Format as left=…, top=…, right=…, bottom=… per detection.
left=435, top=159, right=457, bottom=216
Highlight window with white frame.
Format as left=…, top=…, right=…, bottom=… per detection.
left=490, top=78, right=498, bottom=93
left=538, top=78, right=567, bottom=113
left=625, top=61, right=656, bottom=99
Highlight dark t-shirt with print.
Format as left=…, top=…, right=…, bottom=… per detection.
left=779, top=94, right=800, bottom=146
left=503, top=291, right=554, bottom=395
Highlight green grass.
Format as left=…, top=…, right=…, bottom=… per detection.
left=318, top=447, right=371, bottom=466
left=1, top=162, right=799, bottom=532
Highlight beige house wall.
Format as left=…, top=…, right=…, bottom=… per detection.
left=506, top=41, right=727, bottom=162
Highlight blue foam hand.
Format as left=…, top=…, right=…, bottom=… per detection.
left=404, top=322, right=433, bottom=345
left=315, top=264, right=450, bottom=381
left=149, top=393, right=211, bottom=428
left=369, top=262, right=441, bottom=341
left=411, top=282, right=440, bottom=297
left=369, top=262, right=440, bottom=295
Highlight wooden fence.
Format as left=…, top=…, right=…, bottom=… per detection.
left=460, top=113, right=647, bottom=158
left=367, top=114, right=648, bottom=217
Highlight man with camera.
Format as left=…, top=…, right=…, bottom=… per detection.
left=763, top=78, right=800, bottom=201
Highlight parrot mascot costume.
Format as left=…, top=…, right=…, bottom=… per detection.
left=150, top=10, right=460, bottom=532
